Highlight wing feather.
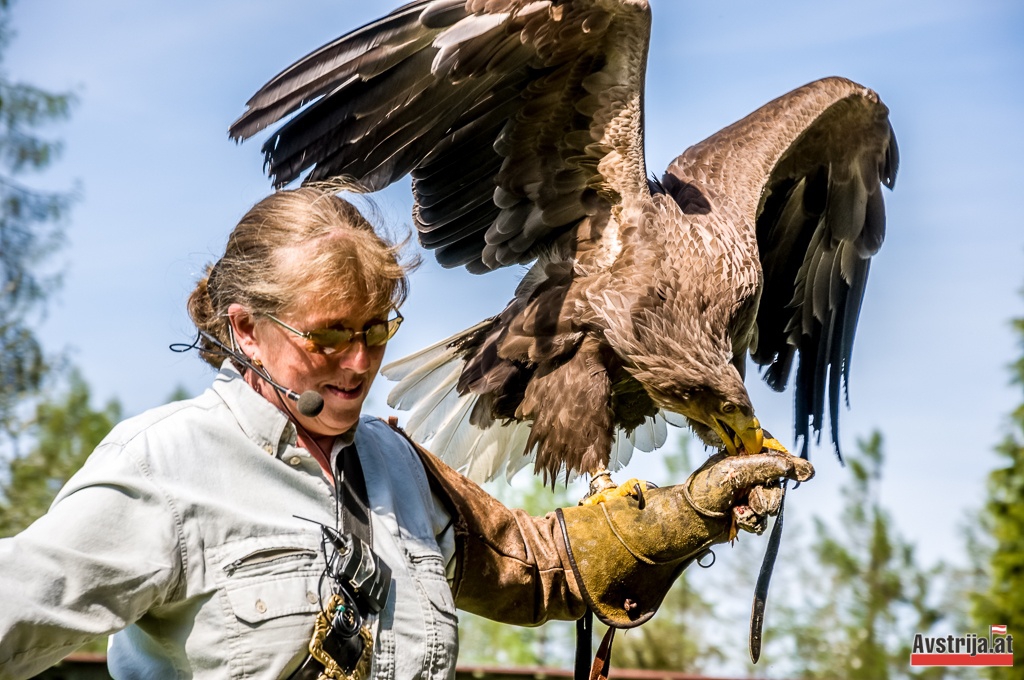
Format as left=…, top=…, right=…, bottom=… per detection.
left=662, top=77, right=898, bottom=458
left=230, top=0, right=655, bottom=273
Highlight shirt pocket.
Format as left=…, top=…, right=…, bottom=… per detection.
left=210, top=534, right=325, bottom=678
left=406, top=548, right=459, bottom=679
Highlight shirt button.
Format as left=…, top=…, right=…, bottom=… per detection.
left=289, top=455, right=302, bottom=466
left=262, top=444, right=274, bottom=455
left=255, top=599, right=267, bottom=614
left=306, top=591, right=318, bottom=604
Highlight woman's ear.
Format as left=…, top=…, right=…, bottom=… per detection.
left=228, top=303, right=260, bottom=361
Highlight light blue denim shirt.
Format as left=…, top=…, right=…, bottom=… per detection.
left=0, top=362, right=458, bottom=680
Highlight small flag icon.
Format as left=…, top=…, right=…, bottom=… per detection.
left=991, top=625, right=1008, bottom=636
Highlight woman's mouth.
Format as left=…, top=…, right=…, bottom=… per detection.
left=325, top=382, right=363, bottom=400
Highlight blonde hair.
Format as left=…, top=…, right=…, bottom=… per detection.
left=188, top=187, right=418, bottom=368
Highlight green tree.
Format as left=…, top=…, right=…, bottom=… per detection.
left=972, top=296, right=1024, bottom=679
left=770, top=433, right=960, bottom=679
left=0, top=0, right=76, bottom=440
left=0, top=370, right=121, bottom=655
left=0, top=369, right=121, bottom=537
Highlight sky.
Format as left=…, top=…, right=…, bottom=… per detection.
left=6, top=0, right=1024, bottom=585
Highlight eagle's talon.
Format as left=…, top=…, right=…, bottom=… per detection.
left=581, top=477, right=648, bottom=506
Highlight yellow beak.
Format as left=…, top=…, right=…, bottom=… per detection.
left=716, top=415, right=764, bottom=456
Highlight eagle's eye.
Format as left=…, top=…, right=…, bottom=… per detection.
left=722, top=402, right=737, bottom=414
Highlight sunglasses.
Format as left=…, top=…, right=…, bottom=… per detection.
left=263, top=311, right=403, bottom=355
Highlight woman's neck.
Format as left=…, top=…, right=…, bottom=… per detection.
left=296, top=430, right=336, bottom=480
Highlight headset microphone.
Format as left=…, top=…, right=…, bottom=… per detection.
left=269, top=382, right=325, bottom=418
left=295, top=390, right=325, bottom=418
left=252, top=381, right=324, bottom=418
left=186, top=331, right=326, bottom=417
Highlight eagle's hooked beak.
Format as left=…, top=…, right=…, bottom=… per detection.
left=714, top=414, right=764, bottom=456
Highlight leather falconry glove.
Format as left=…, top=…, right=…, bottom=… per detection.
left=556, top=452, right=814, bottom=628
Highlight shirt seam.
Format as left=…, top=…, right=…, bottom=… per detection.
left=110, top=437, right=192, bottom=605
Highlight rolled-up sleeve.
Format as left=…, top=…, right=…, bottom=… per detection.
left=0, top=441, right=182, bottom=678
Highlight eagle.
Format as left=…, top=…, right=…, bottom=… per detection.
left=230, top=0, right=898, bottom=486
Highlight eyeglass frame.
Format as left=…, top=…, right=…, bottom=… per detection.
left=262, top=310, right=403, bottom=355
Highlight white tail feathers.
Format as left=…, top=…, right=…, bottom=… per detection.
left=383, top=321, right=681, bottom=484
left=382, top=322, right=537, bottom=482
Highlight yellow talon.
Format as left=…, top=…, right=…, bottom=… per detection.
left=581, top=478, right=647, bottom=506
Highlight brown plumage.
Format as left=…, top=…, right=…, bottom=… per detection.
left=230, top=0, right=898, bottom=483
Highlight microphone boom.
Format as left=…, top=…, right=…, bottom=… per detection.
left=184, top=331, right=326, bottom=418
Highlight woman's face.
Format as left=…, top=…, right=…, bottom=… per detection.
left=230, top=294, right=389, bottom=438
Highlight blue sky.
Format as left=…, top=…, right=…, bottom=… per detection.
left=7, top=0, right=1024, bottom=578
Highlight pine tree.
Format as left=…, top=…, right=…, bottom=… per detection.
left=0, top=0, right=76, bottom=441
left=0, top=369, right=121, bottom=537
left=972, top=295, right=1024, bottom=679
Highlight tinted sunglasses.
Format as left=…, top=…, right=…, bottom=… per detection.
left=263, top=311, right=403, bottom=355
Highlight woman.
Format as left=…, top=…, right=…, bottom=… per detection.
left=0, top=188, right=811, bottom=679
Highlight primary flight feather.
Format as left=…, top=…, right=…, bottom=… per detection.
left=230, top=0, right=898, bottom=483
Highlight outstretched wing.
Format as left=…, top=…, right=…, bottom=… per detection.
left=230, top=0, right=655, bottom=274
left=662, top=77, right=899, bottom=458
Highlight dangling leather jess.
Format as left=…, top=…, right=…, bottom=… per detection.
left=574, top=610, right=592, bottom=680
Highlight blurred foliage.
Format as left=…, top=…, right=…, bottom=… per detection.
left=972, top=296, right=1024, bottom=679
left=0, top=368, right=121, bottom=656
left=0, top=369, right=121, bottom=537
left=0, top=0, right=76, bottom=440
left=769, top=433, right=964, bottom=679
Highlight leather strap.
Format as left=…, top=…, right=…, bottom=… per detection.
left=589, top=626, right=616, bottom=680
left=574, top=610, right=593, bottom=680
left=749, top=479, right=787, bottom=663
left=286, top=444, right=374, bottom=680
left=336, top=444, right=371, bottom=548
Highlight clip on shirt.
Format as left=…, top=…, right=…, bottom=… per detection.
left=305, top=529, right=387, bottom=680
left=288, top=444, right=390, bottom=680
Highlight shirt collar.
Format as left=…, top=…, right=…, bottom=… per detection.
left=211, top=361, right=296, bottom=456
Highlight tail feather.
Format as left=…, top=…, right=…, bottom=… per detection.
left=502, top=425, right=536, bottom=481
left=385, top=320, right=536, bottom=482
left=423, top=390, right=480, bottom=465
left=383, top=320, right=489, bottom=413
left=383, top=323, right=682, bottom=484
left=462, top=420, right=529, bottom=482
left=607, top=429, right=636, bottom=473
left=629, top=413, right=669, bottom=452
left=404, top=365, right=466, bottom=440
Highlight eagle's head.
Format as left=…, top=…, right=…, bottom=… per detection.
left=674, top=384, right=764, bottom=457
left=596, top=284, right=765, bottom=455
left=643, top=360, right=764, bottom=457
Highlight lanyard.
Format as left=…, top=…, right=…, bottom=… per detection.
left=335, top=443, right=371, bottom=550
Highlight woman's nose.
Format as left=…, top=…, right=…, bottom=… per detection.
left=336, top=338, right=372, bottom=371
